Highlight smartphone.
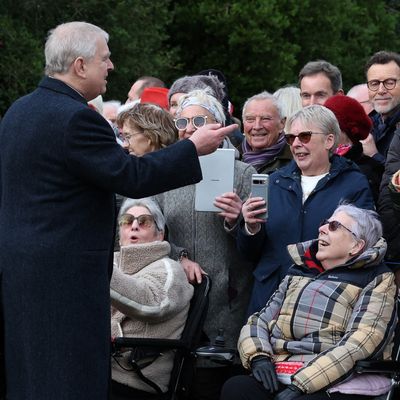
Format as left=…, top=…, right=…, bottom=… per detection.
left=251, top=174, right=269, bottom=219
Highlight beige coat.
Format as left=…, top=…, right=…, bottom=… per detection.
left=110, top=241, right=194, bottom=393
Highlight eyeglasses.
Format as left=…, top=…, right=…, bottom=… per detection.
left=319, top=219, right=358, bottom=238
left=174, top=115, right=208, bottom=130
left=367, top=78, right=400, bottom=92
left=119, top=213, right=155, bottom=228
left=284, top=131, right=325, bottom=146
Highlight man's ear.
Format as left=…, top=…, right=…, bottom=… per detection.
left=73, top=57, right=86, bottom=78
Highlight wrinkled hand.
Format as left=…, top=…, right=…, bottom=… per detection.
left=214, top=191, right=243, bottom=227
left=251, top=356, right=279, bottom=393
left=180, top=257, right=206, bottom=284
left=189, top=123, right=239, bottom=156
left=360, top=133, right=378, bottom=157
left=274, top=385, right=303, bottom=400
left=242, top=196, right=266, bottom=233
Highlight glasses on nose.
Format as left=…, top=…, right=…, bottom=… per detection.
left=119, top=213, right=155, bottom=229
left=367, top=78, right=400, bottom=91
left=284, top=131, right=325, bottom=146
left=319, top=219, right=358, bottom=238
left=174, top=115, right=208, bottom=130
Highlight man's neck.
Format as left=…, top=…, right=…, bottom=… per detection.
left=381, top=103, right=400, bottom=122
left=50, top=73, right=85, bottom=99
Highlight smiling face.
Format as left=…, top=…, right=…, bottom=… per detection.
left=119, top=206, right=163, bottom=246
left=177, top=105, right=216, bottom=139
left=288, top=119, right=334, bottom=176
left=367, top=61, right=400, bottom=117
left=243, top=99, right=285, bottom=150
left=317, top=211, right=364, bottom=270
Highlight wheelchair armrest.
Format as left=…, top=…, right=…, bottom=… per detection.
left=355, top=360, right=400, bottom=375
left=196, top=345, right=236, bottom=365
left=112, top=337, right=188, bottom=352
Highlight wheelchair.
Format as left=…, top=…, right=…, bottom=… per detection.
left=111, top=274, right=212, bottom=400
left=354, top=294, right=400, bottom=400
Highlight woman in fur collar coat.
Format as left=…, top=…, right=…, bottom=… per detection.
left=110, top=198, right=193, bottom=398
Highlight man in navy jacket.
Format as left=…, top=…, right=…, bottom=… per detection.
left=0, top=22, right=236, bottom=400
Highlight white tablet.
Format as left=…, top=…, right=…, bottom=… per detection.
left=195, top=148, right=235, bottom=212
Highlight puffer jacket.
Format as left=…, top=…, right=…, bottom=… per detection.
left=237, top=154, right=375, bottom=315
left=110, top=241, right=193, bottom=393
left=238, top=238, right=397, bottom=394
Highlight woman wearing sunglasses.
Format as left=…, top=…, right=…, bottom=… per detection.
left=110, top=197, right=193, bottom=399
left=239, top=105, right=375, bottom=316
left=222, top=204, right=396, bottom=400
left=154, top=89, right=257, bottom=400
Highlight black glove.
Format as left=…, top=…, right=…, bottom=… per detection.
left=251, top=356, right=279, bottom=393
left=274, top=384, right=303, bottom=400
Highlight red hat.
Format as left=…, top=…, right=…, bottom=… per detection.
left=324, top=94, right=372, bottom=143
left=140, top=87, right=169, bottom=110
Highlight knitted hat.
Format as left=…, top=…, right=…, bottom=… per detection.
left=324, top=94, right=372, bottom=143
left=140, top=87, right=169, bottom=110
left=168, top=75, right=225, bottom=105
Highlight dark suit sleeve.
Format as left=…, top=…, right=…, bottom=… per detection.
left=63, top=108, right=202, bottom=197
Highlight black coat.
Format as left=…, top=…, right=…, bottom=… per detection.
left=378, top=129, right=400, bottom=262
left=0, top=77, right=202, bottom=399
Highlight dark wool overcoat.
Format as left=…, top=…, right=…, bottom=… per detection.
left=0, top=77, right=202, bottom=400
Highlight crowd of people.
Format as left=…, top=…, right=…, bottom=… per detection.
left=0, top=20, right=399, bottom=400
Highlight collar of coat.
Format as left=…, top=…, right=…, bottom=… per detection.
left=115, top=241, right=171, bottom=274
left=287, top=237, right=387, bottom=273
left=278, top=154, right=359, bottom=181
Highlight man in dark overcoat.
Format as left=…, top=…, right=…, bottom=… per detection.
left=0, top=21, right=236, bottom=399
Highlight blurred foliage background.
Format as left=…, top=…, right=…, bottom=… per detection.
left=1, top=0, right=399, bottom=117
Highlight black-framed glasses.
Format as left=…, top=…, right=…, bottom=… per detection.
left=319, top=219, right=358, bottom=238
left=119, top=213, right=155, bottom=229
left=284, top=131, right=325, bottom=146
left=174, top=115, right=208, bottom=130
left=367, top=78, right=400, bottom=92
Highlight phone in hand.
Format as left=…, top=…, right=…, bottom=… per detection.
left=250, top=174, right=269, bottom=219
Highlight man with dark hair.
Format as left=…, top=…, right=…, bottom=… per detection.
left=362, top=50, right=400, bottom=164
left=298, top=60, right=343, bottom=106
left=126, top=75, right=165, bottom=103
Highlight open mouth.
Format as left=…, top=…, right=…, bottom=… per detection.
left=318, top=238, right=329, bottom=247
left=250, top=132, right=267, bottom=137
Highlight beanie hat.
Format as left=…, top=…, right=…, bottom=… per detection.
left=168, top=75, right=225, bottom=105
left=140, top=87, right=169, bottom=110
left=324, top=94, right=372, bottom=143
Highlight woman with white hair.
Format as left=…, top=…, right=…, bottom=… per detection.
left=110, top=197, right=193, bottom=399
left=239, top=105, right=375, bottom=316
left=222, top=204, right=396, bottom=400
left=154, top=89, right=257, bottom=400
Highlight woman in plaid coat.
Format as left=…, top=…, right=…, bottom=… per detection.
left=221, top=204, right=397, bottom=400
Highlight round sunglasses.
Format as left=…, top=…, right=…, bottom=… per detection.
left=174, top=115, right=208, bottom=130
left=319, top=219, right=358, bottom=238
left=119, top=213, right=155, bottom=229
left=284, top=131, right=325, bottom=146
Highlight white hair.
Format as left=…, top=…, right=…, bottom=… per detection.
left=45, top=21, right=109, bottom=75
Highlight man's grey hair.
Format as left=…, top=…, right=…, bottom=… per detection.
left=299, top=60, right=343, bottom=94
left=45, top=21, right=109, bottom=76
left=242, top=91, right=285, bottom=120
left=119, top=198, right=165, bottom=232
left=332, top=204, right=382, bottom=250
left=286, top=105, right=340, bottom=154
